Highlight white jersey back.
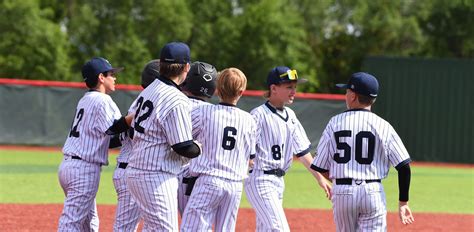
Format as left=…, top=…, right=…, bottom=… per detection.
left=251, top=102, right=311, bottom=172
left=62, top=91, right=122, bottom=165
left=180, top=97, right=212, bottom=168
left=189, top=103, right=257, bottom=181
left=128, top=78, right=193, bottom=174
left=312, top=109, right=411, bottom=180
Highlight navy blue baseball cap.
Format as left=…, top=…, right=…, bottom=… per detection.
left=160, top=42, right=191, bottom=64
left=266, top=66, right=307, bottom=87
left=336, top=72, right=379, bottom=97
left=81, top=57, right=123, bottom=81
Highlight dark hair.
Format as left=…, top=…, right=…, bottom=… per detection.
left=357, top=93, right=376, bottom=105
left=85, top=77, right=99, bottom=88
left=159, top=63, right=187, bottom=78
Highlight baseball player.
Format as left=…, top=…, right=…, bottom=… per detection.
left=111, top=59, right=160, bottom=232
left=58, top=57, right=124, bottom=231
left=177, top=61, right=218, bottom=216
left=243, top=66, right=330, bottom=231
left=125, top=42, right=201, bottom=231
left=311, top=72, right=414, bottom=231
left=180, top=68, right=257, bottom=232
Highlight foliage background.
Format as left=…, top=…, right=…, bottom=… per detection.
left=0, top=0, right=473, bottom=93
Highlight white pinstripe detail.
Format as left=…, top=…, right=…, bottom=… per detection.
left=58, top=157, right=101, bottom=232
left=126, top=167, right=179, bottom=231
left=62, top=91, right=121, bottom=165
left=59, top=90, right=121, bottom=231
left=244, top=103, right=310, bottom=231
left=177, top=98, right=211, bottom=216
left=313, top=110, right=410, bottom=231
left=180, top=103, right=257, bottom=230
left=128, top=79, right=192, bottom=174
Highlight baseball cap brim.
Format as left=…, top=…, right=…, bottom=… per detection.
left=297, top=78, right=308, bottom=84
left=336, top=83, right=349, bottom=89
left=109, top=67, right=124, bottom=74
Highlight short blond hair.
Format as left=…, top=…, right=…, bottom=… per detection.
left=217, top=68, right=247, bottom=102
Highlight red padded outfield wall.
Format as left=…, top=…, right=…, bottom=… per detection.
left=0, top=78, right=345, bottom=148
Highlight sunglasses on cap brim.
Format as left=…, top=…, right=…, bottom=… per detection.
left=279, top=69, right=298, bottom=81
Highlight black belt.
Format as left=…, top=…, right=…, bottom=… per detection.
left=263, top=169, right=286, bottom=177
left=72, top=156, right=82, bottom=160
left=118, top=162, right=128, bottom=169
left=335, top=178, right=381, bottom=185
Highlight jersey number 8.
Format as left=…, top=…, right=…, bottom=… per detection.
left=334, top=130, right=375, bottom=164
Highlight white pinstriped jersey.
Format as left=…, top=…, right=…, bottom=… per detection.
left=189, top=103, right=257, bottom=181
left=180, top=97, right=212, bottom=168
left=312, top=109, right=411, bottom=180
left=62, top=91, right=122, bottom=165
left=251, top=102, right=311, bottom=172
left=128, top=78, right=193, bottom=174
left=116, top=100, right=137, bottom=164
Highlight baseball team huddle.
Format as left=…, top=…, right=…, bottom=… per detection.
left=57, top=41, right=414, bottom=232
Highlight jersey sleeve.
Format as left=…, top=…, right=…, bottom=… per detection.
left=191, top=106, right=202, bottom=139
left=97, top=97, right=122, bottom=133
left=251, top=111, right=262, bottom=145
left=161, top=103, right=193, bottom=146
left=387, top=126, right=411, bottom=168
left=311, top=123, right=333, bottom=172
left=291, top=118, right=312, bottom=157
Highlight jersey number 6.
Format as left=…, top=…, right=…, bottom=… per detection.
left=222, top=126, right=237, bottom=150
left=334, top=130, right=375, bottom=164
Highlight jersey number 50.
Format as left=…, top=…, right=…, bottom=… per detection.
left=334, top=130, right=375, bottom=164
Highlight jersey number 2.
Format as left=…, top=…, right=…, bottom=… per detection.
left=69, top=108, right=84, bottom=138
left=134, top=97, right=154, bottom=133
left=222, top=127, right=237, bottom=150
left=334, top=130, right=375, bottom=164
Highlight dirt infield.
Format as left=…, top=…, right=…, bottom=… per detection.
left=1, top=203, right=473, bottom=231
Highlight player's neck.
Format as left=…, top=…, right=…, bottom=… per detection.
left=92, top=84, right=107, bottom=94
left=267, top=99, right=285, bottom=110
left=349, top=103, right=371, bottom=111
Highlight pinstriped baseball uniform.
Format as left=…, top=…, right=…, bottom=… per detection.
left=112, top=101, right=141, bottom=232
left=311, top=109, right=411, bottom=232
left=180, top=103, right=257, bottom=232
left=58, top=90, right=121, bottom=231
left=125, top=77, right=193, bottom=231
left=177, top=97, right=212, bottom=216
left=244, top=102, right=311, bottom=231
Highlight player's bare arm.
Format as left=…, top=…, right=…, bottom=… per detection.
left=298, top=153, right=332, bottom=199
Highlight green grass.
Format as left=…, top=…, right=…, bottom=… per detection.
left=1, top=149, right=473, bottom=214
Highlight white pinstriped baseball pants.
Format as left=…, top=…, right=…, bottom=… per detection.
left=112, top=167, right=141, bottom=232
left=180, top=175, right=243, bottom=232
left=331, top=181, right=387, bottom=232
left=58, top=156, right=100, bottom=232
left=244, top=171, right=290, bottom=232
left=126, top=167, right=178, bottom=232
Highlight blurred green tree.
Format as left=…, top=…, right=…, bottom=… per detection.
left=0, top=0, right=71, bottom=80
left=418, top=0, right=474, bottom=58
left=232, top=0, right=317, bottom=91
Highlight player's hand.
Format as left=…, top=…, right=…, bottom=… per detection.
left=398, top=201, right=414, bottom=225
left=317, top=177, right=332, bottom=200
left=315, top=172, right=332, bottom=200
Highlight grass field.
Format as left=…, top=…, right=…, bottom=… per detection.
left=0, top=149, right=473, bottom=214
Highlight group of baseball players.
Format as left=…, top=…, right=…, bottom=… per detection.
left=57, top=41, right=414, bottom=232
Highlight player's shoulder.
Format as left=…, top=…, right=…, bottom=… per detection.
left=250, top=103, right=268, bottom=116
left=82, top=91, right=115, bottom=107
